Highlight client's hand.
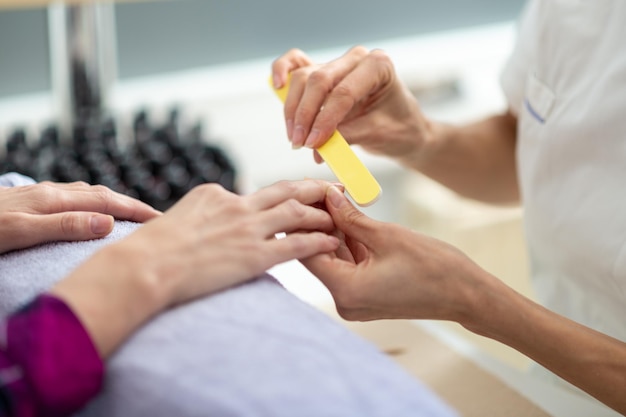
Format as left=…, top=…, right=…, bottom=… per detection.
left=0, top=181, right=160, bottom=254
left=50, top=180, right=340, bottom=357
left=119, top=179, right=340, bottom=306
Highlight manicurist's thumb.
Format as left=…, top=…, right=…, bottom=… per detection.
left=325, top=186, right=377, bottom=245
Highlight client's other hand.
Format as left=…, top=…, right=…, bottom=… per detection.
left=0, top=181, right=160, bottom=254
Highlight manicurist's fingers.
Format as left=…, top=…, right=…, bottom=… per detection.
left=324, top=186, right=380, bottom=247
left=306, top=49, right=395, bottom=149
left=291, top=46, right=370, bottom=149
left=271, top=48, right=314, bottom=88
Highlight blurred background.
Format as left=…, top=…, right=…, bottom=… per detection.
left=0, top=0, right=524, bottom=97
left=0, top=0, right=532, bottom=371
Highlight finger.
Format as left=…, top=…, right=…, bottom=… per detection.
left=40, top=183, right=160, bottom=222
left=306, top=49, right=395, bottom=148
left=345, top=234, right=369, bottom=263
left=299, top=251, right=356, bottom=294
left=246, top=179, right=332, bottom=211
left=271, top=48, right=314, bottom=89
left=6, top=212, right=114, bottom=251
left=264, top=232, right=340, bottom=268
left=313, top=150, right=324, bottom=164
left=257, top=200, right=335, bottom=237
left=284, top=67, right=314, bottom=144
left=293, top=46, right=370, bottom=149
left=333, top=228, right=356, bottom=263
left=325, top=186, right=380, bottom=247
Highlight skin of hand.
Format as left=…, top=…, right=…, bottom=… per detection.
left=301, top=186, right=486, bottom=323
left=50, top=179, right=340, bottom=358
left=302, top=186, right=626, bottom=414
left=271, top=47, right=429, bottom=162
left=271, top=48, right=520, bottom=205
left=0, top=181, right=161, bottom=254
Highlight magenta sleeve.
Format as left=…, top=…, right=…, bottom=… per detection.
left=0, top=294, right=104, bottom=417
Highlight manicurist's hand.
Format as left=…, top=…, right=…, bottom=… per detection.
left=271, top=47, right=432, bottom=164
left=302, top=186, right=626, bottom=415
left=300, top=185, right=490, bottom=323
left=0, top=181, right=161, bottom=254
left=272, top=48, right=521, bottom=205
left=51, top=179, right=340, bottom=357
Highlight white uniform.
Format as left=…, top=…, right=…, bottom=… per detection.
left=501, top=0, right=626, bottom=357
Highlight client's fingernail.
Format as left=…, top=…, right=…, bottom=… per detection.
left=304, top=129, right=320, bottom=148
left=327, top=186, right=346, bottom=208
left=331, top=182, right=346, bottom=193
left=91, top=215, right=113, bottom=235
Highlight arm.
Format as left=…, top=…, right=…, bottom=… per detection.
left=271, top=48, right=519, bottom=205
left=50, top=180, right=339, bottom=357
left=301, top=187, right=626, bottom=414
left=412, top=112, right=519, bottom=205
left=1, top=179, right=340, bottom=416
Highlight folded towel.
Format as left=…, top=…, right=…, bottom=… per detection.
left=0, top=173, right=457, bottom=417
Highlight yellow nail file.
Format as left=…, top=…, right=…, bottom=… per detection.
left=269, top=75, right=382, bottom=206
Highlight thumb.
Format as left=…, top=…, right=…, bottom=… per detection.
left=36, top=212, right=115, bottom=244
left=325, top=186, right=378, bottom=246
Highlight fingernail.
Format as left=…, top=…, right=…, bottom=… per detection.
left=304, top=129, right=320, bottom=148
left=331, top=182, right=345, bottom=193
left=91, top=215, right=112, bottom=235
left=273, top=74, right=281, bottom=89
left=292, top=125, right=305, bottom=149
left=327, top=186, right=346, bottom=208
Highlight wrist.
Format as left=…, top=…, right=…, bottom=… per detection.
left=457, top=269, right=523, bottom=340
left=396, top=118, right=449, bottom=170
left=50, top=242, right=169, bottom=357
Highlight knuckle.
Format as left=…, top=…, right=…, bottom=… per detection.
left=287, top=233, right=309, bottom=253
left=344, top=208, right=365, bottom=228
left=92, top=184, right=113, bottom=198
left=368, top=48, right=392, bottom=64
left=367, top=50, right=395, bottom=80
left=30, top=183, right=57, bottom=206
left=196, top=182, right=225, bottom=196
left=71, top=181, right=90, bottom=188
left=60, top=213, right=79, bottom=235
left=288, top=48, right=305, bottom=57
left=283, top=199, right=306, bottom=219
left=190, top=183, right=230, bottom=206
left=349, top=45, right=370, bottom=58
left=91, top=185, right=114, bottom=209
left=308, top=70, right=333, bottom=91
left=332, top=84, right=357, bottom=107
left=275, top=180, right=298, bottom=195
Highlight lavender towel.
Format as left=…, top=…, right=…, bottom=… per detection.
left=0, top=173, right=457, bottom=417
